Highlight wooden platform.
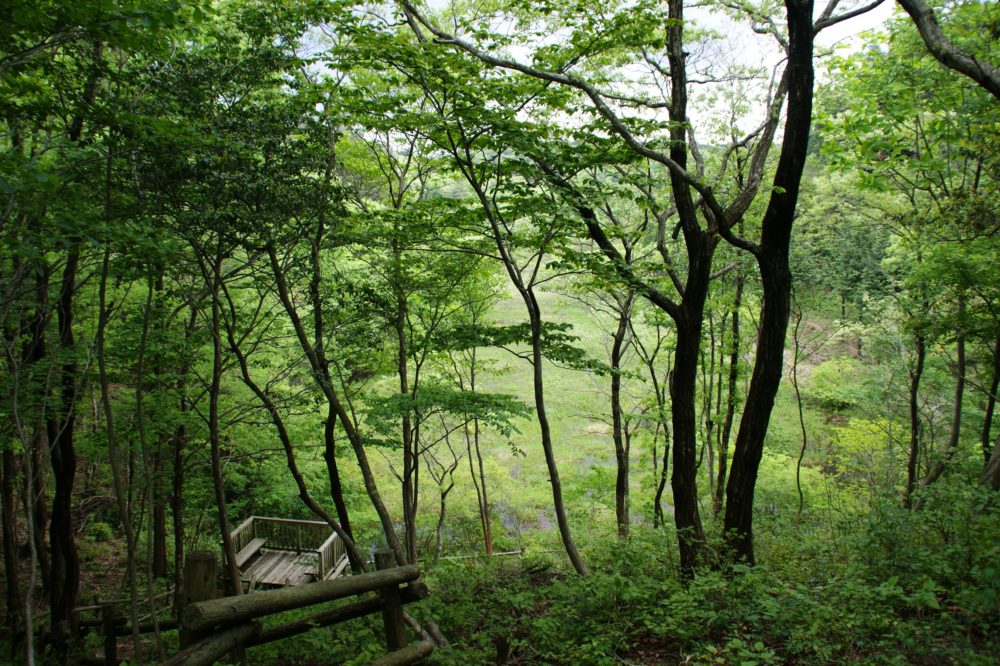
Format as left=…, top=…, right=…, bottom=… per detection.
left=227, top=516, right=349, bottom=590
left=243, top=549, right=318, bottom=587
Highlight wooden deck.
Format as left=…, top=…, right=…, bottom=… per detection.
left=242, top=549, right=318, bottom=587
left=225, top=516, right=349, bottom=590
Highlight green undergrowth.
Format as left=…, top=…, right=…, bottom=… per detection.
left=246, top=481, right=999, bottom=665
left=414, top=487, right=999, bottom=665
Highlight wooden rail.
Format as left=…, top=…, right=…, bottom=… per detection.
left=162, top=550, right=433, bottom=666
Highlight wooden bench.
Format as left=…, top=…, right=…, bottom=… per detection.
left=234, top=538, right=265, bottom=569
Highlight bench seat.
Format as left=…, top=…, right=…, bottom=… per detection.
left=234, top=537, right=265, bottom=569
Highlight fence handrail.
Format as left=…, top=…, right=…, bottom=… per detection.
left=183, top=565, right=420, bottom=631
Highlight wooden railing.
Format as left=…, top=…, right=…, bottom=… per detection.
left=317, top=531, right=346, bottom=580
left=163, top=551, right=433, bottom=666
left=250, top=516, right=330, bottom=552
left=230, top=516, right=257, bottom=554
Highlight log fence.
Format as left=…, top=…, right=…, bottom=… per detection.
left=164, top=549, right=431, bottom=666
left=71, top=545, right=430, bottom=665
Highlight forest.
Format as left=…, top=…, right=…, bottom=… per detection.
left=1, top=0, right=998, bottom=663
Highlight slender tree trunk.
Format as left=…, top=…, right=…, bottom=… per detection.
left=47, top=243, right=81, bottom=641
left=528, top=297, right=589, bottom=575
left=791, top=300, right=808, bottom=526
left=610, top=295, right=633, bottom=537
left=26, top=268, right=50, bottom=593
left=715, top=275, right=743, bottom=516
left=323, top=408, right=355, bottom=545
left=172, top=305, right=197, bottom=617
left=397, top=291, right=418, bottom=564
left=653, top=427, right=670, bottom=529
left=468, top=417, right=493, bottom=554
left=463, top=324, right=492, bottom=554
left=2, top=446, right=22, bottom=648
left=980, top=335, right=999, bottom=465
left=205, top=248, right=242, bottom=595
left=905, top=331, right=926, bottom=507
left=219, top=280, right=366, bottom=572
left=723, top=0, right=814, bottom=564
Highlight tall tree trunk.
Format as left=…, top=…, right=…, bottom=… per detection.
left=905, top=331, right=927, bottom=507
left=172, top=305, right=197, bottom=617
left=2, top=446, right=22, bottom=648
left=715, top=275, right=743, bottom=516
left=610, top=295, right=633, bottom=538
left=671, top=303, right=709, bottom=571
left=205, top=248, right=242, bottom=595
left=47, top=243, right=81, bottom=640
left=528, top=296, right=589, bottom=575
left=467, top=417, right=493, bottom=554
left=25, top=267, right=51, bottom=593
left=981, top=335, right=999, bottom=465
left=723, top=0, right=814, bottom=565
left=219, top=279, right=366, bottom=572
left=397, top=289, right=418, bottom=564
left=323, top=408, right=355, bottom=546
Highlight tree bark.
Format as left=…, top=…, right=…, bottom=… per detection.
left=981, top=335, right=999, bottom=465
left=47, top=242, right=81, bottom=639
left=2, top=446, right=22, bottom=646
left=723, top=0, right=815, bottom=564
left=715, top=275, right=743, bottom=516
left=904, top=330, right=926, bottom=507
left=204, top=248, right=242, bottom=595
left=610, top=294, right=634, bottom=537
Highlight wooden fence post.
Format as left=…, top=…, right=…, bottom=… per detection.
left=375, top=551, right=406, bottom=650
left=180, top=551, right=217, bottom=649
left=101, top=603, right=118, bottom=666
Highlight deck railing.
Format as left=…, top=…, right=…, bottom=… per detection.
left=230, top=516, right=257, bottom=554
left=316, top=531, right=345, bottom=580
left=250, top=516, right=330, bottom=552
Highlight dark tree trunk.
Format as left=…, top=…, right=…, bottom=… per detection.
left=23, top=265, right=51, bottom=592
left=268, top=243, right=407, bottom=565
left=671, top=300, right=710, bottom=571
left=205, top=249, right=242, bottom=595
left=2, top=446, right=22, bottom=645
left=904, top=331, right=926, bottom=507
left=610, top=295, right=634, bottom=537
left=981, top=335, right=999, bottom=465
left=715, top=275, right=743, bottom=516
left=323, top=408, right=355, bottom=545
left=172, top=305, right=197, bottom=616
left=47, top=243, right=81, bottom=638
left=723, top=0, right=814, bottom=564
left=219, top=277, right=366, bottom=572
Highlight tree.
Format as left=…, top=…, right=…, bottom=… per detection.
left=397, top=0, right=880, bottom=567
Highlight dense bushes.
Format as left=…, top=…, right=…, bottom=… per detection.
left=412, top=481, right=999, bottom=665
